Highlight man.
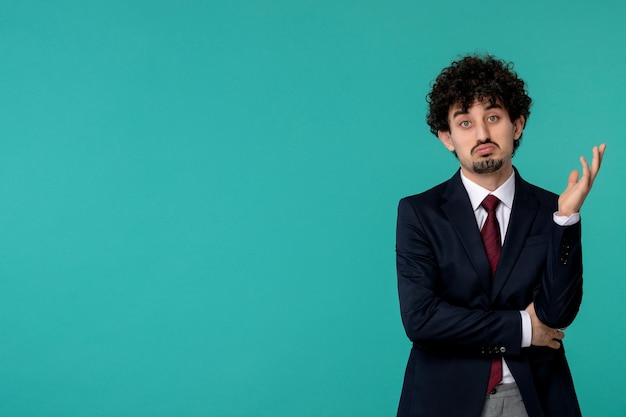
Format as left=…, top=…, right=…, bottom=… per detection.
left=395, top=54, right=605, bottom=417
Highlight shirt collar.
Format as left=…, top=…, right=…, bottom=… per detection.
left=460, top=170, right=516, bottom=211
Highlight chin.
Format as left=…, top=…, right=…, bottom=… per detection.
left=473, top=158, right=503, bottom=174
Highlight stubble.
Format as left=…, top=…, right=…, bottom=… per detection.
left=473, top=158, right=503, bottom=174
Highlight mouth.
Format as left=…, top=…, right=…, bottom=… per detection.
left=473, top=142, right=498, bottom=157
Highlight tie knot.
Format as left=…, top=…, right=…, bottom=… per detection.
left=481, top=194, right=500, bottom=212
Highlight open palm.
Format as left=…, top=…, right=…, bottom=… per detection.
left=558, top=144, right=606, bottom=216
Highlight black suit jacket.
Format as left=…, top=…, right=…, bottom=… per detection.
left=396, top=169, right=583, bottom=417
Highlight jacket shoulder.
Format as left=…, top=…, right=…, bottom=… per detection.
left=399, top=177, right=453, bottom=208
left=516, top=175, right=559, bottom=207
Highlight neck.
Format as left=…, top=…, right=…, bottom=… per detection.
left=460, top=165, right=514, bottom=191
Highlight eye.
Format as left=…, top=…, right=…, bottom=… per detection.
left=487, top=115, right=499, bottom=122
left=459, top=120, right=471, bottom=128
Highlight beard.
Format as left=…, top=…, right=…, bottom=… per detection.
left=473, top=158, right=503, bottom=174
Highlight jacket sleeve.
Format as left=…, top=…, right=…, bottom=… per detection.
left=396, top=197, right=522, bottom=357
left=532, top=222, right=583, bottom=329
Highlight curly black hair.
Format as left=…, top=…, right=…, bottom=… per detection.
left=426, top=54, right=532, bottom=149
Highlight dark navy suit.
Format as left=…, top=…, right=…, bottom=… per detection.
left=396, top=169, right=582, bottom=417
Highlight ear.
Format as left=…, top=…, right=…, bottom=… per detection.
left=438, top=130, right=455, bottom=151
left=512, top=116, right=526, bottom=140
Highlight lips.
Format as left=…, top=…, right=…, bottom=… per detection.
left=473, top=143, right=497, bottom=156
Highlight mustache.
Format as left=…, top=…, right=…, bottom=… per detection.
left=471, top=139, right=500, bottom=153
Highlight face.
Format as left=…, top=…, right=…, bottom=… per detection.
left=437, top=99, right=525, bottom=181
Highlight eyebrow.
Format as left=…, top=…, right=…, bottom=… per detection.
left=451, top=102, right=504, bottom=119
left=451, top=109, right=467, bottom=119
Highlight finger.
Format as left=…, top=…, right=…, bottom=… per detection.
left=589, top=143, right=607, bottom=184
left=548, top=339, right=562, bottom=349
left=589, top=146, right=600, bottom=184
left=554, top=330, right=565, bottom=340
left=596, top=143, right=607, bottom=161
left=567, top=169, right=579, bottom=186
left=579, top=156, right=590, bottom=186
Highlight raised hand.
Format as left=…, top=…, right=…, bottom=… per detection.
left=558, top=144, right=606, bottom=216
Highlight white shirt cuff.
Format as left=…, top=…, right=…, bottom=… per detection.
left=553, top=211, right=580, bottom=226
left=520, top=310, right=532, bottom=348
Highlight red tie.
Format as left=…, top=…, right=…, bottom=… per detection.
left=481, top=195, right=502, bottom=394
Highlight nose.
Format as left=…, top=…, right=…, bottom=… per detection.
left=475, top=120, right=490, bottom=142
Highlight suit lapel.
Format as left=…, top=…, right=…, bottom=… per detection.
left=491, top=172, right=539, bottom=300
left=440, top=171, right=492, bottom=294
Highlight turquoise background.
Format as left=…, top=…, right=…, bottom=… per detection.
left=1, top=1, right=624, bottom=416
